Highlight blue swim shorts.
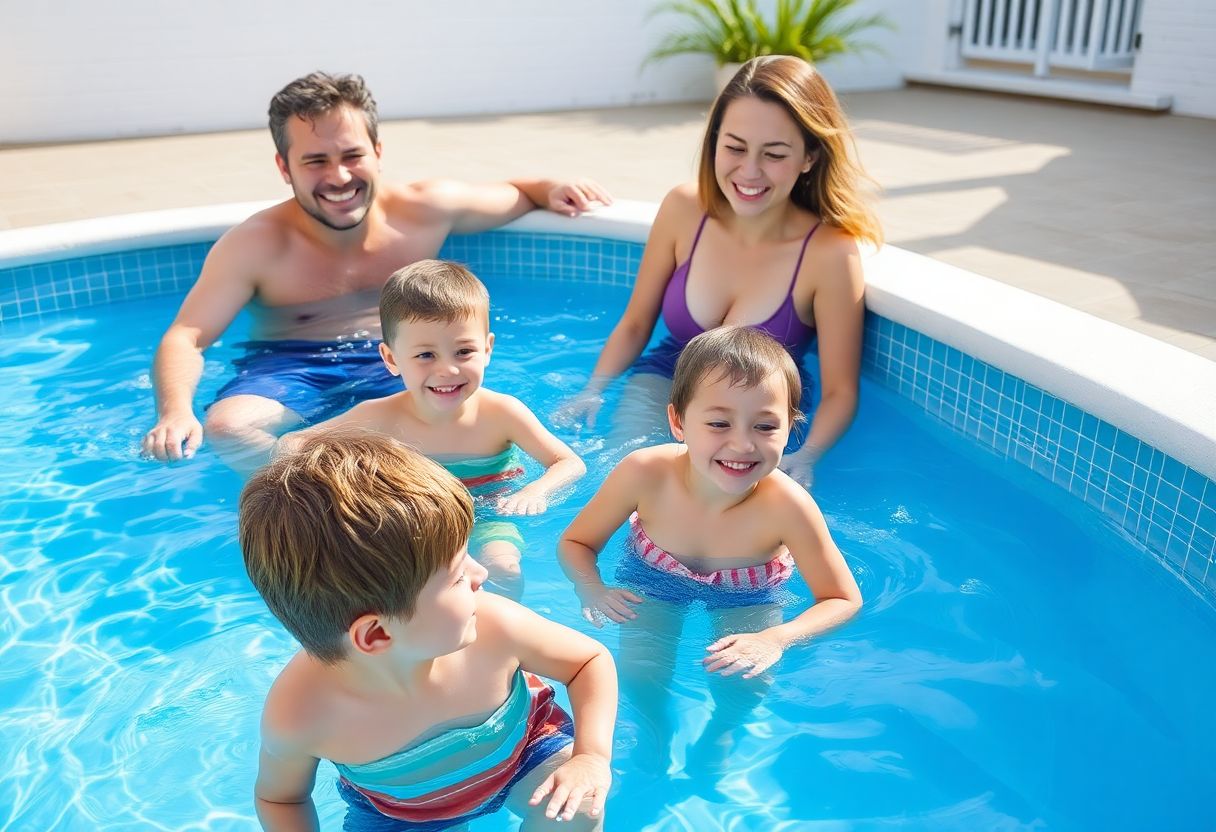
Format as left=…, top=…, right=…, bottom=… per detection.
left=210, top=339, right=402, bottom=423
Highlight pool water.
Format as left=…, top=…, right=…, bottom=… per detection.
left=1, top=275, right=1213, bottom=831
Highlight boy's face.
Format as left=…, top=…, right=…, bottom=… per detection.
left=668, top=369, right=791, bottom=495
left=380, top=314, right=493, bottom=412
left=397, top=549, right=488, bottom=657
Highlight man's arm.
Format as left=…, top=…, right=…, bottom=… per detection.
left=414, top=178, right=613, bottom=235
left=141, top=228, right=262, bottom=461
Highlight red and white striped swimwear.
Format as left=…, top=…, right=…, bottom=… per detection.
left=619, top=512, right=797, bottom=608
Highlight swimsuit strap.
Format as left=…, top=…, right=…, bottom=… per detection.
left=689, top=214, right=710, bottom=256
left=788, top=221, right=821, bottom=291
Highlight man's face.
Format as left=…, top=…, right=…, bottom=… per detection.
left=275, top=105, right=381, bottom=231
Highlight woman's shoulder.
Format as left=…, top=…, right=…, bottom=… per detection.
left=657, top=183, right=702, bottom=220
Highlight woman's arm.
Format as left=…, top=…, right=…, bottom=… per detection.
left=782, top=237, right=865, bottom=486
left=556, top=187, right=695, bottom=425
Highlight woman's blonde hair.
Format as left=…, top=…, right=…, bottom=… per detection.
left=697, top=55, right=882, bottom=247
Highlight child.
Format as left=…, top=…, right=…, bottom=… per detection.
left=295, top=259, right=586, bottom=599
left=558, top=325, right=861, bottom=772
left=241, top=431, right=616, bottom=830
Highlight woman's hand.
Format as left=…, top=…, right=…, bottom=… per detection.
left=553, top=387, right=605, bottom=429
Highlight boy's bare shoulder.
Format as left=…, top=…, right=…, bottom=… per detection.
left=261, top=653, right=334, bottom=752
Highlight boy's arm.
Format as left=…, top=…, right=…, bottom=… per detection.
left=496, top=395, right=586, bottom=514
left=557, top=451, right=650, bottom=623
left=484, top=595, right=617, bottom=820
left=704, top=477, right=862, bottom=678
left=253, top=723, right=322, bottom=831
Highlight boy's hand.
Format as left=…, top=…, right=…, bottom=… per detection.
left=577, top=584, right=642, bottom=627
left=496, top=488, right=549, bottom=516
left=528, top=752, right=611, bottom=821
left=703, top=631, right=784, bottom=678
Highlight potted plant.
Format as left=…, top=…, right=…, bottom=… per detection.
left=645, top=0, right=893, bottom=91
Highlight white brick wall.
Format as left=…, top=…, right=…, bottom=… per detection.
left=1130, top=0, right=1216, bottom=118
left=0, top=0, right=915, bottom=144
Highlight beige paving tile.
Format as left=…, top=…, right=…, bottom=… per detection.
left=2, top=88, right=1213, bottom=363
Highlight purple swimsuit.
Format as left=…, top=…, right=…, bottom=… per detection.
left=634, top=215, right=820, bottom=378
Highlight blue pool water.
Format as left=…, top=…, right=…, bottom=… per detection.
left=1, top=274, right=1213, bottom=831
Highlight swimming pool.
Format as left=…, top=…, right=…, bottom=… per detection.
left=1, top=206, right=1213, bottom=830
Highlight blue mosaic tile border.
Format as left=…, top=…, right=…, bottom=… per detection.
left=440, top=231, right=644, bottom=287
left=1, top=232, right=1211, bottom=597
left=0, top=242, right=212, bottom=322
left=863, top=314, right=1216, bottom=597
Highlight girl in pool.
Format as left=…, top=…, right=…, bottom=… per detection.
left=558, top=326, right=862, bottom=773
left=557, top=55, right=881, bottom=486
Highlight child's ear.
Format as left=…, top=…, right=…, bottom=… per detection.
left=379, top=341, right=401, bottom=377
left=667, top=404, right=685, bottom=442
left=349, top=614, right=394, bottom=656
left=485, top=331, right=495, bottom=360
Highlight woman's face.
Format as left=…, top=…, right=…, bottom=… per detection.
left=714, top=95, right=813, bottom=218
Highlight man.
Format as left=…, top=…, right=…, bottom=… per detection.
left=141, top=71, right=610, bottom=473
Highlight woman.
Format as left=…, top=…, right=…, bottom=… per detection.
left=559, top=56, right=881, bottom=486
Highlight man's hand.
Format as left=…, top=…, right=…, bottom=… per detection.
left=546, top=179, right=613, bottom=217
left=142, top=411, right=204, bottom=462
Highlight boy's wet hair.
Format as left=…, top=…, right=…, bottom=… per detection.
left=239, top=430, right=473, bottom=664
left=379, top=259, right=491, bottom=344
left=268, top=71, right=379, bottom=160
left=670, top=325, right=802, bottom=424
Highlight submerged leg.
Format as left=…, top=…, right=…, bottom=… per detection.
left=619, top=598, right=686, bottom=775
left=204, top=395, right=302, bottom=475
left=476, top=537, right=524, bottom=601
left=688, top=603, right=783, bottom=776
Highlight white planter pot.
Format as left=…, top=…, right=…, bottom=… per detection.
left=715, top=62, right=744, bottom=94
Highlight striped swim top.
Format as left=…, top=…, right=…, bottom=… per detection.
left=335, top=668, right=568, bottom=823
left=627, top=511, right=795, bottom=590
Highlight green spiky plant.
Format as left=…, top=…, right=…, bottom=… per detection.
left=645, top=0, right=893, bottom=67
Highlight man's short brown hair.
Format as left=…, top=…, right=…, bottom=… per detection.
left=670, top=326, right=803, bottom=425
left=379, top=259, right=491, bottom=344
left=239, top=430, right=473, bottom=664
left=268, top=71, right=379, bottom=159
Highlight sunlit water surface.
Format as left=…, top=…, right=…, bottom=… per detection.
left=1, top=276, right=1213, bottom=831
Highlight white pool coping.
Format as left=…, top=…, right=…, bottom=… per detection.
left=2, top=199, right=1213, bottom=480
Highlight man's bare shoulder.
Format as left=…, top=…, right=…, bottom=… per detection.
left=209, top=202, right=296, bottom=266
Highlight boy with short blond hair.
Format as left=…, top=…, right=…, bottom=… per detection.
left=242, top=431, right=615, bottom=830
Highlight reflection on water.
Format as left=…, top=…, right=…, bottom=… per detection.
left=1, top=281, right=1214, bottom=831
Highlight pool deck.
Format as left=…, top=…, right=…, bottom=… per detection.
left=2, top=86, right=1213, bottom=360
